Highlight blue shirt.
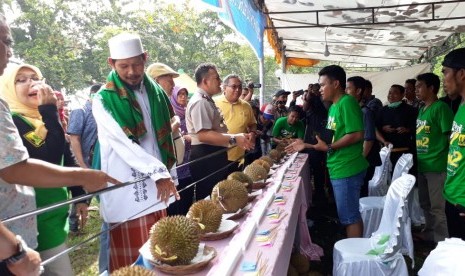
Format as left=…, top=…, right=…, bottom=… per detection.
left=67, top=101, right=97, bottom=167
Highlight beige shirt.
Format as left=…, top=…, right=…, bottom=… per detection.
left=186, top=89, right=228, bottom=145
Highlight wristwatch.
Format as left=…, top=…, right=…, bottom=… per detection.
left=2, top=236, right=27, bottom=265
left=228, top=136, right=237, bottom=146
left=327, top=144, right=334, bottom=154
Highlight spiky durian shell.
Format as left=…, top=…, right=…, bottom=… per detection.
left=290, top=252, right=310, bottom=273
left=259, top=156, right=274, bottom=166
left=211, top=180, right=248, bottom=213
left=268, top=149, right=281, bottom=162
left=149, top=216, right=200, bottom=265
left=112, top=266, right=156, bottom=276
left=244, top=163, right=268, bottom=182
left=252, top=159, right=271, bottom=173
left=187, top=200, right=223, bottom=234
left=227, top=171, right=253, bottom=193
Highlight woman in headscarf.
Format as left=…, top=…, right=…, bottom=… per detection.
left=0, top=64, right=87, bottom=276
left=166, top=86, right=193, bottom=215
left=54, top=90, right=68, bottom=131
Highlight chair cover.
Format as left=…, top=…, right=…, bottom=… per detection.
left=368, top=145, right=392, bottom=196
left=391, top=153, right=413, bottom=182
left=360, top=154, right=415, bottom=238
left=409, top=187, right=425, bottom=226
left=360, top=196, right=385, bottom=238
left=334, top=174, right=416, bottom=276
left=418, top=238, right=465, bottom=276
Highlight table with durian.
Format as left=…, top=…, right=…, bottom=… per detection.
left=135, top=152, right=323, bottom=275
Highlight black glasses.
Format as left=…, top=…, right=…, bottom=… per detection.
left=226, top=84, right=243, bottom=91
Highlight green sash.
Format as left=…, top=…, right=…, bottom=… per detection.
left=98, top=70, right=175, bottom=168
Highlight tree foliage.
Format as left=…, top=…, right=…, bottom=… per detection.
left=3, top=0, right=280, bottom=98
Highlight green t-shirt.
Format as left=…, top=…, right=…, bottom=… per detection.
left=416, top=100, right=454, bottom=173
left=35, top=187, right=69, bottom=251
left=444, top=104, right=465, bottom=206
left=272, top=116, right=305, bottom=140
left=326, top=94, right=368, bottom=179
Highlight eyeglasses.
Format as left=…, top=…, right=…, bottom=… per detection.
left=15, top=75, right=43, bottom=85
left=226, top=84, right=243, bottom=91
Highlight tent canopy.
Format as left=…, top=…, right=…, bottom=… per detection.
left=262, top=0, right=465, bottom=67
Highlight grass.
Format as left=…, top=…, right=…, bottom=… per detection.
left=68, top=199, right=102, bottom=276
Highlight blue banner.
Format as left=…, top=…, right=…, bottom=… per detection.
left=201, top=0, right=265, bottom=59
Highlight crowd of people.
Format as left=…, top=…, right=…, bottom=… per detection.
left=1, top=10, right=465, bottom=275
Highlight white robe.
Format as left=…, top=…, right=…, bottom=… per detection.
left=93, top=85, right=176, bottom=223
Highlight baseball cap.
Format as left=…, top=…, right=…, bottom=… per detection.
left=263, top=104, right=275, bottom=120
left=442, top=48, right=465, bottom=69
left=274, top=89, right=290, bottom=97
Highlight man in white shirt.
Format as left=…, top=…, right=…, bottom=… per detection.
left=92, top=33, right=179, bottom=272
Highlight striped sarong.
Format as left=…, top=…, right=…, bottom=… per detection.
left=109, top=209, right=167, bottom=272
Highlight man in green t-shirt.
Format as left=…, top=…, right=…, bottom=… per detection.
left=415, top=73, right=453, bottom=243
left=286, top=65, right=368, bottom=238
left=272, top=105, right=305, bottom=145
left=442, top=48, right=465, bottom=240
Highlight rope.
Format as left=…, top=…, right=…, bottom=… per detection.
left=1, top=146, right=233, bottom=223
left=40, top=153, right=247, bottom=266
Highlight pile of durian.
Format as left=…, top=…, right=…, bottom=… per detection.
left=112, top=266, right=156, bottom=276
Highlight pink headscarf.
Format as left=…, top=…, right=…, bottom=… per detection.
left=170, top=86, right=188, bottom=119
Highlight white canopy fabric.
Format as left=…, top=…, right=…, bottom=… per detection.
left=264, top=0, right=465, bottom=67
left=277, top=63, right=430, bottom=103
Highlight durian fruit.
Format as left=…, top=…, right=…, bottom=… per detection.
left=112, top=266, right=155, bottom=276
left=227, top=171, right=253, bottom=193
left=287, top=264, right=299, bottom=276
left=243, top=163, right=268, bottom=182
left=252, top=159, right=271, bottom=173
left=290, top=252, right=310, bottom=274
left=276, top=142, right=287, bottom=152
left=150, top=216, right=200, bottom=265
left=275, top=143, right=288, bottom=158
left=268, top=149, right=281, bottom=163
left=259, top=156, right=274, bottom=166
left=187, top=200, right=223, bottom=234
left=211, top=180, right=249, bottom=213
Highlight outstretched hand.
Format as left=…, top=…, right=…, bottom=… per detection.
left=312, top=135, right=329, bottom=152
left=285, top=139, right=306, bottom=154
left=80, top=170, right=121, bottom=193
left=156, top=178, right=180, bottom=204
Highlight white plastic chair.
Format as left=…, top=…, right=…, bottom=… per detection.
left=418, top=238, right=465, bottom=276
left=360, top=153, right=413, bottom=238
left=333, top=174, right=416, bottom=276
left=368, top=145, right=392, bottom=197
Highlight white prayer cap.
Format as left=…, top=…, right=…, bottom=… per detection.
left=108, top=33, right=144, bottom=59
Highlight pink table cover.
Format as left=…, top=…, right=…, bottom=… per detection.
left=149, top=153, right=323, bottom=275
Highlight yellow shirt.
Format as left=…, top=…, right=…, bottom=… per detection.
left=215, top=95, right=257, bottom=162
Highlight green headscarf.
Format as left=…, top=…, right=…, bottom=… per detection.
left=98, top=70, right=176, bottom=169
